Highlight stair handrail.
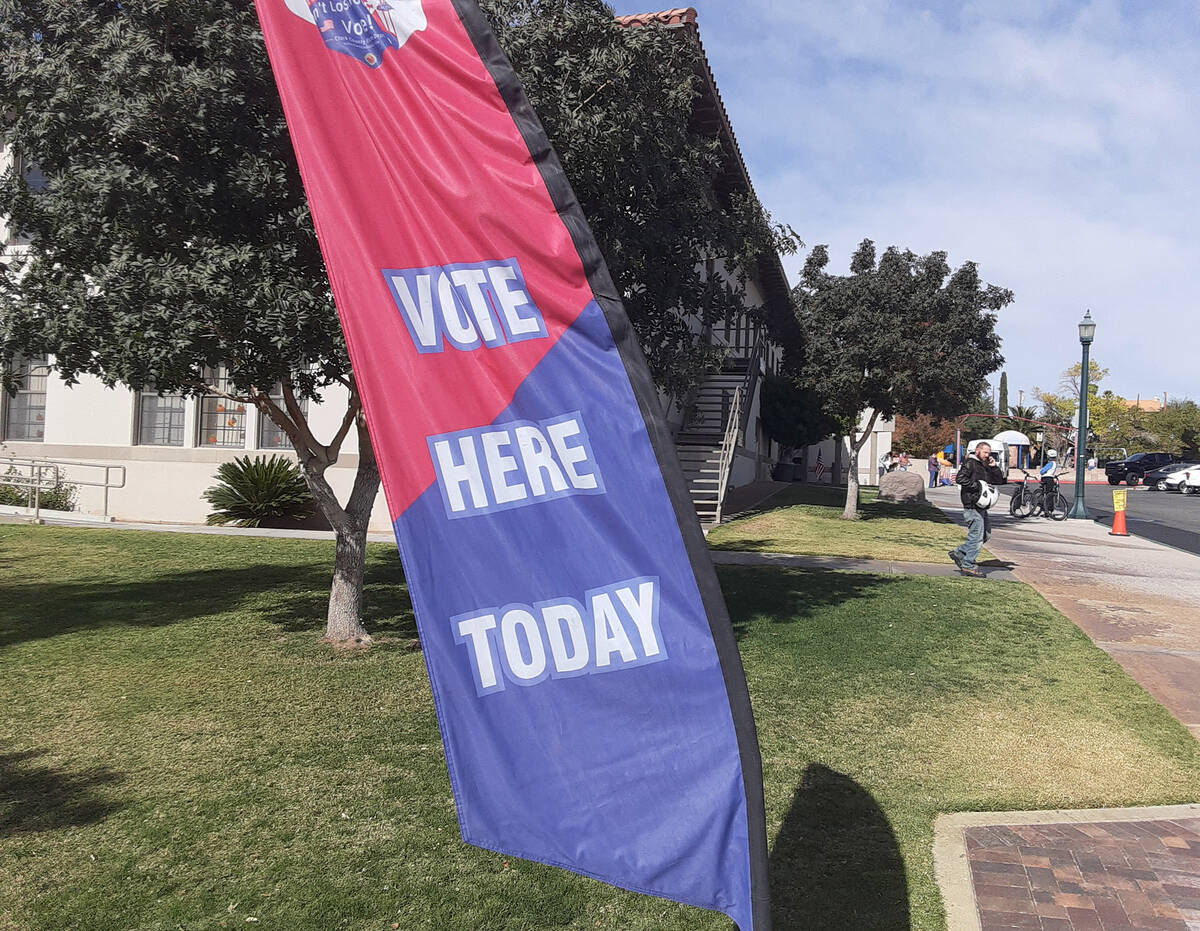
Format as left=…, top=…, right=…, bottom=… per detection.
left=737, top=332, right=766, bottom=445
left=712, top=382, right=743, bottom=525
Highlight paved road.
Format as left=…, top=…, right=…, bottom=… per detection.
left=1001, top=481, right=1200, bottom=557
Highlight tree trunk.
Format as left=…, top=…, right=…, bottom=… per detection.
left=841, top=408, right=880, bottom=520
left=259, top=382, right=382, bottom=644
left=323, top=419, right=381, bottom=642
left=327, top=524, right=371, bottom=642
left=285, top=410, right=382, bottom=643
left=842, top=435, right=860, bottom=520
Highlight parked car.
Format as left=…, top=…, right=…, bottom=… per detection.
left=1162, top=469, right=1195, bottom=493
left=1146, top=462, right=1199, bottom=491
left=1105, top=452, right=1180, bottom=486
left=1181, top=470, right=1200, bottom=496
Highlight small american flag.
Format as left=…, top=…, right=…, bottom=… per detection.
left=814, top=449, right=826, bottom=480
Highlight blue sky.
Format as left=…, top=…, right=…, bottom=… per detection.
left=609, top=1, right=1199, bottom=407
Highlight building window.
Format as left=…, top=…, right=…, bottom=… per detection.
left=257, top=385, right=306, bottom=450
left=2, top=354, right=49, bottom=441
left=12, top=149, right=48, bottom=193
left=198, top=366, right=247, bottom=448
left=137, top=390, right=186, bottom=446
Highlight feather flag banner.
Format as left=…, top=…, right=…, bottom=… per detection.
left=252, top=1, right=769, bottom=926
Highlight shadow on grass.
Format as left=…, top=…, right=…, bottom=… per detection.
left=0, top=556, right=416, bottom=648
left=268, top=558, right=416, bottom=639
left=719, top=483, right=952, bottom=527
left=770, top=763, right=910, bottom=930
left=718, top=566, right=900, bottom=639
left=710, top=536, right=790, bottom=553
left=0, top=749, right=123, bottom=837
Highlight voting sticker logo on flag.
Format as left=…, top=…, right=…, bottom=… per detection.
left=282, top=0, right=426, bottom=68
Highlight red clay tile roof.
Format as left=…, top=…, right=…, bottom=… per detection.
left=613, top=8, right=698, bottom=28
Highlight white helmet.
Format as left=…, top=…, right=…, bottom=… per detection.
left=977, top=481, right=999, bottom=509
left=1048, top=450, right=1058, bottom=458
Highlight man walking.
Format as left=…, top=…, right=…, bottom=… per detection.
left=949, top=441, right=1007, bottom=578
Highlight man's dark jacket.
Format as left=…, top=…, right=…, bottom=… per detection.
left=956, top=456, right=1007, bottom=508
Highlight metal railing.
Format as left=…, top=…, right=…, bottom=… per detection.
left=711, top=384, right=743, bottom=525
left=1, top=456, right=126, bottom=522
left=737, top=334, right=765, bottom=446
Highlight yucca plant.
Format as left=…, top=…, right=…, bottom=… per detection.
left=203, top=455, right=315, bottom=527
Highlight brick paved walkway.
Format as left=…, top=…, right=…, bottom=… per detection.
left=966, top=818, right=1200, bottom=930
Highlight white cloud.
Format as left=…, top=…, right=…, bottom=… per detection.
left=609, top=0, right=1200, bottom=401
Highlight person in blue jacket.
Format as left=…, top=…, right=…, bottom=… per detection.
left=1040, top=449, right=1060, bottom=481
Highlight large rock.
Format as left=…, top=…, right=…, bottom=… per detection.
left=877, top=469, right=927, bottom=503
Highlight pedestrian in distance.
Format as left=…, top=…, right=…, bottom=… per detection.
left=928, top=452, right=939, bottom=488
left=949, top=441, right=1007, bottom=578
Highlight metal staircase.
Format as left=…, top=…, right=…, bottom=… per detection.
left=675, top=338, right=763, bottom=528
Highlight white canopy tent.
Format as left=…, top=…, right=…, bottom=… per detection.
left=993, top=429, right=1032, bottom=447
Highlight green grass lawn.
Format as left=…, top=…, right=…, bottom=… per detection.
left=710, top=483, right=992, bottom=564
left=3, top=526, right=1197, bottom=930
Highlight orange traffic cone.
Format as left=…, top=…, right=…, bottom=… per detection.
left=1110, top=508, right=1130, bottom=536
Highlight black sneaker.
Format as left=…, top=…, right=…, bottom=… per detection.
left=960, top=567, right=986, bottom=578
left=948, top=550, right=963, bottom=569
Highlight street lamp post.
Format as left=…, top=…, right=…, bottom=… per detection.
left=1067, top=311, right=1097, bottom=519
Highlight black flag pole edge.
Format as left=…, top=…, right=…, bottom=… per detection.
left=449, top=2, right=772, bottom=928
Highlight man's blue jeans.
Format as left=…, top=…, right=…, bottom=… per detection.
left=952, top=506, right=990, bottom=570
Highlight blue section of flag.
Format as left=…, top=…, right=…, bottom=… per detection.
left=393, top=300, right=752, bottom=927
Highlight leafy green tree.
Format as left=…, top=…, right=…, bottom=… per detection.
left=759, top=373, right=839, bottom=453
left=1035, top=360, right=1108, bottom=430
left=1, top=0, right=794, bottom=639
left=1087, top=391, right=1140, bottom=451
left=997, top=371, right=1008, bottom=419
left=482, top=0, right=800, bottom=398
left=1150, top=400, right=1200, bottom=458
left=961, top=388, right=999, bottom=440
left=1, top=0, right=376, bottom=640
left=1034, top=388, right=1074, bottom=423
left=1059, top=359, right=1109, bottom=399
left=793, top=240, right=1009, bottom=518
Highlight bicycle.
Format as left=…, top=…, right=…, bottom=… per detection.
left=1009, top=474, right=1068, bottom=521
left=1009, top=475, right=1038, bottom=518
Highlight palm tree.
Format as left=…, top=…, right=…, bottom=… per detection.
left=1007, top=404, right=1038, bottom=428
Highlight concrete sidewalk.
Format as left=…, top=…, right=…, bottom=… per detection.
left=928, top=485, right=1200, bottom=740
